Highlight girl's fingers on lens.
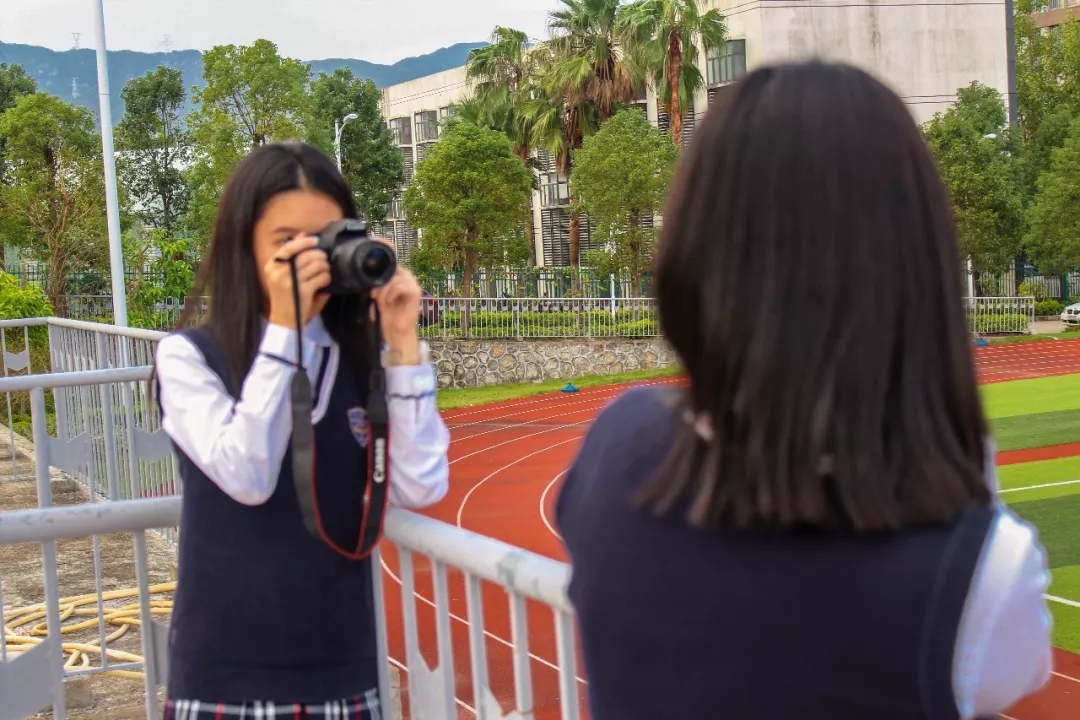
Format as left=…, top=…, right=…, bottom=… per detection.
left=277, top=235, right=318, bottom=259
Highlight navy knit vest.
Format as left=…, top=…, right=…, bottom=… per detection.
left=556, top=385, right=996, bottom=720
left=162, top=326, right=379, bottom=703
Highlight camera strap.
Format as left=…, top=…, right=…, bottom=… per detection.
left=285, top=256, right=390, bottom=561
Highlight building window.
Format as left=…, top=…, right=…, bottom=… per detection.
left=415, top=110, right=439, bottom=142
left=400, top=146, right=415, bottom=182
left=417, top=141, right=437, bottom=165
left=389, top=196, right=404, bottom=219
left=540, top=172, right=570, bottom=207
left=706, top=39, right=747, bottom=87
left=439, top=105, right=457, bottom=121
left=394, top=220, right=419, bottom=263
left=389, top=117, right=412, bottom=146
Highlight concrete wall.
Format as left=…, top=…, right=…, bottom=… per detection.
left=380, top=66, right=469, bottom=119
left=429, top=338, right=678, bottom=389
left=748, top=0, right=1009, bottom=124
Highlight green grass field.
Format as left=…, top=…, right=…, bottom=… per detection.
left=436, top=364, right=1080, bottom=653
left=983, top=372, right=1080, bottom=653
left=436, top=365, right=681, bottom=411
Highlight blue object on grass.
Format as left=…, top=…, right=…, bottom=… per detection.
left=975, top=337, right=989, bottom=347
left=562, top=382, right=579, bottom=393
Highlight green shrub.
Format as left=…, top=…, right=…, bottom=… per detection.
left=1036, top=299, right=1065, bottom=316
left=968, top=312, right=1031, bottom=334
left=1018, top=281, right=1048, bottom=301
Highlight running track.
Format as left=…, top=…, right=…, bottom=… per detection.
left=379, top=338, right=1080, bottom=719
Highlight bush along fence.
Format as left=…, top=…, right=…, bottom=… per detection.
left=963, top=296, right=1036, bottom=335
left=62, top=295, right=660, bottom=339
left=7, top=264, right=652, bottom=301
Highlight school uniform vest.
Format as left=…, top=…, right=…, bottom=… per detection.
left=556, top=386, right=996, bottom=720
left=162, top=327, right=379, bottom=703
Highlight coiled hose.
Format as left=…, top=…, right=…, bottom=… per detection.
left=2, top=583, right=175, bottom=680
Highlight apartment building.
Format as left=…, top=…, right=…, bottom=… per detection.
left=379, top=0, right=1010, bottom=267
left=1031, top=0, right=1080, bottom=29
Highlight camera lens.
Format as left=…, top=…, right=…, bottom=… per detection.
left=353, top=242, right=396, bottom=287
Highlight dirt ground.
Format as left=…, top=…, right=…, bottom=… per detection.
left=1, top=434, right=176, bottom=719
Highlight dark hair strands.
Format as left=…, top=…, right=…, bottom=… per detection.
left=642, top=62, right=991, bottom=533
left=170, top=142, right=374, bottom=394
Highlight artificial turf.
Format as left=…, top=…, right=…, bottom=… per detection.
left=983, top=373, right=1080, bottom=654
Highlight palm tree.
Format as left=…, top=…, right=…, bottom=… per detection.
left=548, top=0, right=638, bottom=122
left=526, top=0, right=634, bottom=277
left=619, top=0, right=727, bottom=146
left=522, top=42, right=600, bottom=279
left=466, top=27, right=542, bottom=265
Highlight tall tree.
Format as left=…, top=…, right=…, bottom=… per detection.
left=923, top=83, right=1024, bottom=280
left=185, top=40, right=311, bottom=247
left=115, top=66, right=193, bottom=234
left=305, top=68, right=404, bottom=224
left=524, top=43, right=600, bottom=276
left=572, top=108, right=676, bottom=295
left=0, top=93, right=108, bottom=314
left=403, top=122, right=532, bottom=330
left=1013, top=3, right=1080, bottom=205
left=0, top=63, right=38, bottom=265
left=618, top=0, right=727, bottom=146
left=466, top=27, right=543, bottom=264
left=1026, top=115, right=1080, bottom=274
left=0, top=63, right=36, bottom=114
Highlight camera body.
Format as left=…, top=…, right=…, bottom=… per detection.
left=315, top=219, right=397, bottom=295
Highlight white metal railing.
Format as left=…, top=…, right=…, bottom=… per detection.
left=963, top=296, right=1036, bottom=335
left=60, top=296, right=661, bottom=339
left=0, top=349, right=581, bottom=719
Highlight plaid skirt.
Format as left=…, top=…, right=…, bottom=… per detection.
left=164, top=689, right=381, bottom=719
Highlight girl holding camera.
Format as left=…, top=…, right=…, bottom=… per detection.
left=155, top=142, right=450, bottom=719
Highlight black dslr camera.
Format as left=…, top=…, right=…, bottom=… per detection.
left=315, top=218, right=397, bottom=295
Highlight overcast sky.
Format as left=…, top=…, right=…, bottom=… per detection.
left=1, top=0, right=555, bottom=64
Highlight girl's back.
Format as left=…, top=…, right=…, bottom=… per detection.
left=555, top=62, right=1051, bottom=719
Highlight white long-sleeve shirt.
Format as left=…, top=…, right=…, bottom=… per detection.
left=155, top=315, right=449, bottom=509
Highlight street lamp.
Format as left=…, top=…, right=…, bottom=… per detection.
left=92, top=0, right=128, bottom=327
left=334, top=113, right=359, bottom=172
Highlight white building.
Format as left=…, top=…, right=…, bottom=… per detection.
left=379, top=0, right=1010, bottom=267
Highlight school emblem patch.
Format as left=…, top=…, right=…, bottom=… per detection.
left=347, top=407, right=369, bottom=448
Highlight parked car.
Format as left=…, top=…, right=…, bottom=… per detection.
left=1061, top=303, right=1080, bottom=325
left=420, top=289, right=440, bottom=328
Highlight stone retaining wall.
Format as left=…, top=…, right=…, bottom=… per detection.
left=428, top=337, right=677, bottom=389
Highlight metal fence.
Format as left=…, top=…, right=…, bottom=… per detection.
left=61, top=296, right=661, bottom=339
left=0, top=353, right=580, bottom=719
left=963, top=296, right=1036, bottom=335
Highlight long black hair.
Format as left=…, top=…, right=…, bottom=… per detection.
left=176, top=142, right=373, bottom=390
left=644, top=62, right=991, bottom=532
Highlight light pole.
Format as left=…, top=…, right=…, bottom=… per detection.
left=92, top=0, right=128, bottom=327
left=334, top=113, right=359, bottom=172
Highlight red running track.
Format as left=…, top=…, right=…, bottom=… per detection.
left=974, top=338, right=1080, bottom=384
left=379, top=340, right=1080, bottom=719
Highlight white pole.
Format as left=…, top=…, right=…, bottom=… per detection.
left=92, top=0, right=128, bottom=327
left=967, top=257, right=975, bottom=298
left=334, top=119, right=342, bottom=171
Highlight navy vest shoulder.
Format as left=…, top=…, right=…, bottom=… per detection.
left=162, top=326, right=379, bottom=703
left=556, top=385, right=996, bottom=720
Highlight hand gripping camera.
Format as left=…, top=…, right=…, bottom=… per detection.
left=315, top=218, right=397, bottom=294
left=291, top=217, right=397, bottom=561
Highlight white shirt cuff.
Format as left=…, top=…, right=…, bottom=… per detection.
left=261, top=323, right=317, bottom=366
left=386, top=363, right=437, bottom=397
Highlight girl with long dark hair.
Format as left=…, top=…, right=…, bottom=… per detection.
left=556, top=62, right=1052, bottom=719
left=155, top=142, right=449, bottom=718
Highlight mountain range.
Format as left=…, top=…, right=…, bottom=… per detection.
left=0, top=40, right=486, bottom=122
